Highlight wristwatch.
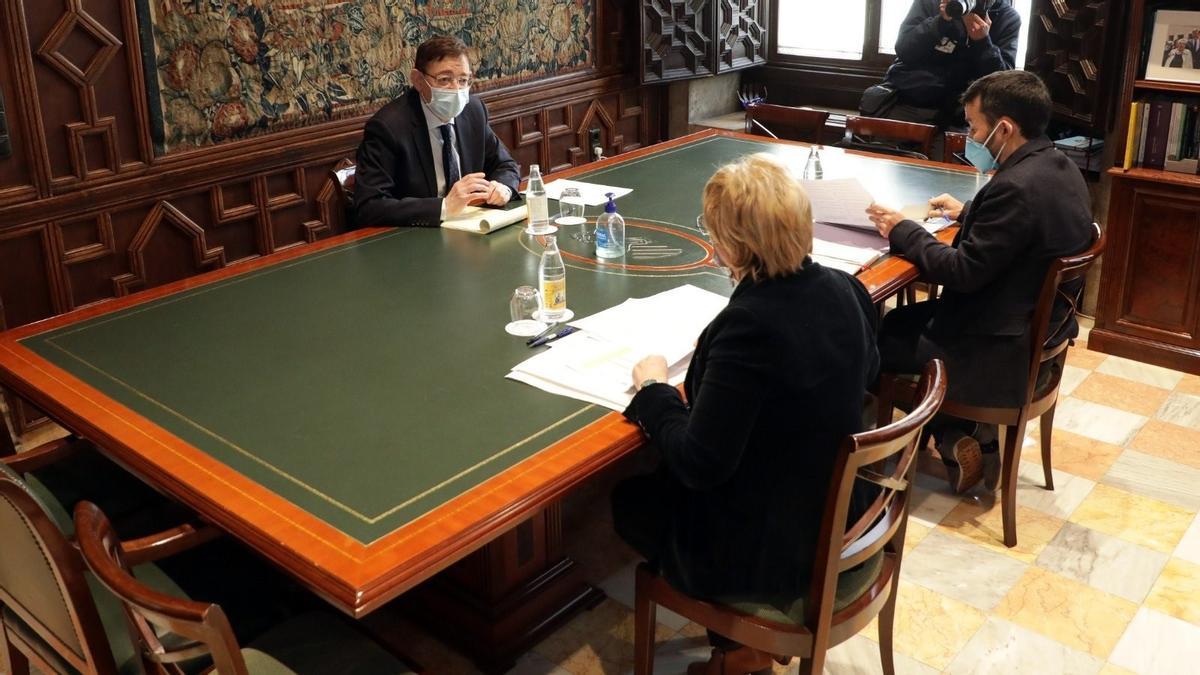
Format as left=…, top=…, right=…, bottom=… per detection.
left=638, top=378, right=661, bottom=391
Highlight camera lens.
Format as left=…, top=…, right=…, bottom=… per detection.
left=946, top=0, right=971, bottom=18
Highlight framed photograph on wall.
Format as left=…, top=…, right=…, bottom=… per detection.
left=1145, top=9, right=1200, bottom=84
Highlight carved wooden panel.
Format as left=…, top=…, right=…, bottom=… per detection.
left=0, top=0, right=39, bottom=205
left=640, top=0, right=717, bottom=83
left=23, top=0, right=148, bottom=190
left=1026, top=0, right=1122, bottom=128
left=1114, top=186, right=1200, bottom=343
left=714, top=0, right=767, bottom=74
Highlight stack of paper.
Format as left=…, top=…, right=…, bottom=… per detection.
left=507, top=285, right=729, bottom=411
left=800, top=178, right=877, bottom=230
left=540, top=179, right=633, bottom=206
left=441, top=204, right=529, bottom=234
left=810, top=239, right=883, bottom=274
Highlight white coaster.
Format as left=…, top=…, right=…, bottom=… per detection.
left=505, top=319, right=548, bottom=337
left=532, top=308, right=574, bottom=323
left=554, top=216, right=587, bottom=226
left=525, top=224, right=558, bottom=235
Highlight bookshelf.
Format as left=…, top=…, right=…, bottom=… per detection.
left=1092, top=0, right=1200, bottom=375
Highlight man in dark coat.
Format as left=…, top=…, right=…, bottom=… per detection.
left=866, top=70, right=1093, bottom=494
left=353, top=36, right=520, bottom=228
left=878, top=0, right=1021, bottom=128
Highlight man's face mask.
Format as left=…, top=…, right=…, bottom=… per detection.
left=423, top=74, right=470, bottom=122
left=965, top=120, right=1009, bottom=174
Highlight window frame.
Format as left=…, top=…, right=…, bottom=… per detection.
left=769, top=0, right=898, bottom=73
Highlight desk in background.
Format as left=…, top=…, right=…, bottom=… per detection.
left=0, top=130, right=980, bottom=671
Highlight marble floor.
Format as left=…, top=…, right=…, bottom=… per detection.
left=8, top=322, right=1200, bottom=674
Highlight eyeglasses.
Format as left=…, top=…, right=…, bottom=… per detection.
left=423, top=72, right=473, bottom=89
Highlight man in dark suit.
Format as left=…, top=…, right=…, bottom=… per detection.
left=866, top=70, right=1092, bottom=494
left=354, top=36, right=520, bottom=228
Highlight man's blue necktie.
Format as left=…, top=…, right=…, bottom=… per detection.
left=438, top=124, right=460, bottom=195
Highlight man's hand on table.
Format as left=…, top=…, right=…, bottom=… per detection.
left=444, top=172, right=492, bottom=215
left=866, top=203, right=907, bottom=238
left=927, top=193, right=964, bottom=221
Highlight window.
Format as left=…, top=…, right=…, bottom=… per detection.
left=779, top=0, right=1034, bottom=68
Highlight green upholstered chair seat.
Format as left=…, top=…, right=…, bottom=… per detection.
left=213, top=612, right=414, bottom=675
left=718, top=550, right=886, bottom=625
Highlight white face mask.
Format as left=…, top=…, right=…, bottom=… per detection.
left=423, top=76, right=469, bottom=122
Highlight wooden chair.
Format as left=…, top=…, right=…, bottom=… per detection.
left=0, top=461, right=216, bottom=675
left=745, top=104, right=830, bottom=143
left=876, top=223, right=1106, bottom=548
left=633, top=360, right=947, bottom=675
left=943, top=131, right=968, bottom=165
left=75, top=501, right=416, bottom=675
left=840, top=116, right=937, bottom=160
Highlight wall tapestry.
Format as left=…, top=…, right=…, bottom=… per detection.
left=136, top=0, right=594, bottom=154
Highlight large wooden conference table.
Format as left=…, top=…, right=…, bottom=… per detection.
left=0, top=130, right=983, bottom=669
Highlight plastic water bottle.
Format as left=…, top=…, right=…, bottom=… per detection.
left=526, top=165, right=552, bottom=234
left=595, top=193, right=625, bottom=259
left=538, top=235, right=567, bottom=320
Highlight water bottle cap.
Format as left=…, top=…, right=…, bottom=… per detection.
left=604, top=193, right=617, bottom=213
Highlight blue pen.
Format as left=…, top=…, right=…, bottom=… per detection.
left=528, top=325, right=578, bottom=348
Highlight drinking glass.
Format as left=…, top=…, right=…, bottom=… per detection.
left=556, top=187, right=586, bottom=226
left=505, top=286, right=545, bottom=336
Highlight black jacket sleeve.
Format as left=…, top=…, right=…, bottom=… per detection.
left=479, top=102, right=520, bottom=199
left=894, top=1, right=951, bottom=66
left=967, top=8, right=1020, bottom=75
left=622, top=307, right=771, bottom=491
left=888, top=178, right=1033, bottom=292
left=353, top=115, right=442, bottom=228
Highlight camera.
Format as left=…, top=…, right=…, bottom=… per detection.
left=946, top=0, right=993, bottom=19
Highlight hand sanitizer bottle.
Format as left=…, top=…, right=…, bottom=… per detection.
left=595, top=193, right=625, bottom=259
left=538, top=235, right=567, bottom=320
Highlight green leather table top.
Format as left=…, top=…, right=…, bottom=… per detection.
left=19, top=135, right=984, bottom=544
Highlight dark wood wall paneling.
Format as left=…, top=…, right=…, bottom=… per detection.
left=0, top=0, right=666, bottom=433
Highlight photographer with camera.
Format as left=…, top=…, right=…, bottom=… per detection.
left=862, top=0, right=1021, bottom=134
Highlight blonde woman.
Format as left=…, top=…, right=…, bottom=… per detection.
left=613, top=154, right=880, bottom=674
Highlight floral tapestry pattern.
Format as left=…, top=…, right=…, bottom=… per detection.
left=137, top=0, right=594, bottom=154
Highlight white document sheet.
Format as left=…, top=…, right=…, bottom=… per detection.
left=507, top=285, right=729, bottom=411
left=811, top=238, right=883, bottom=272
left=441, top=204, right=529, bottom=234
left=540, top=179, right=633, bottom=206
left=800, top=177, right=878, bottom=230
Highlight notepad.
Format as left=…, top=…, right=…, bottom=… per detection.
left=440, top=204, right=529, bottom=234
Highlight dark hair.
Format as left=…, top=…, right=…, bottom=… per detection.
left=414, top=36, right=470, bottom=72
left=961, top=70, right=1052, bottom=138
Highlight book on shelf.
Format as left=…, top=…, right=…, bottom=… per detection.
left=1125, top=96, right=1200, bottom=175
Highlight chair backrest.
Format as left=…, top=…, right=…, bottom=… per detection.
left=843, top=116, right=937, bottom=160
left=1022, top=222, right=1105, bottom=404
left=745, top=103, right=830, bottom=143
left=329, top=159, right=356, bottom=209
left=943, top=131, right=968, bottom=165
left=804, top=359, right=946, bottom=630
left=74, top=501, right=249, bottom=675
left=0, top=462, right=118, bottom=674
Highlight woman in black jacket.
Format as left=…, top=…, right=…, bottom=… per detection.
left=613, top=154, right=881, bottom=673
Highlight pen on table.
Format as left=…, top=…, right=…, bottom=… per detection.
left=528, top=325, right=578, bottom=348
left=525, top=322, right=559, bottom=344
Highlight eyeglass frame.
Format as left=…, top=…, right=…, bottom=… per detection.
left=422, top=71, right=473, bottom=89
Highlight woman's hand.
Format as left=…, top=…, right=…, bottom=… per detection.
left=632, top=355, right=668, bottom=390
